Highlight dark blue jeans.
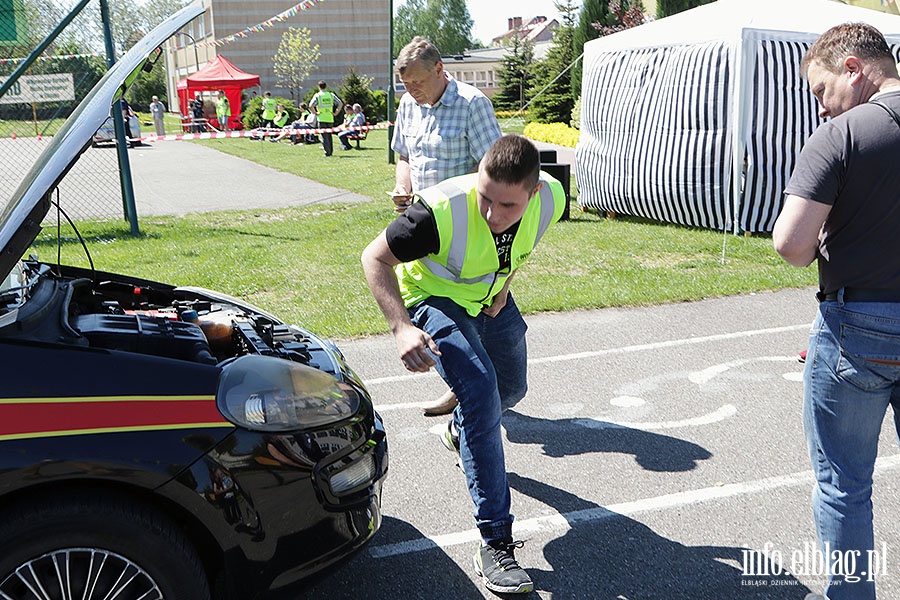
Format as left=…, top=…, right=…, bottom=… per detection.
left=409, top=295, right=528, bottom=544
left=805, top=296, right=900, bottom=599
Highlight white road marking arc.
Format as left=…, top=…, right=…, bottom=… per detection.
left=575, top=404, right=737, bottom=431
left=368, top=324, right=811, bottom=412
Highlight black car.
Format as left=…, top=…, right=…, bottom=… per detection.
left=0, top=6, right=387, bottom=600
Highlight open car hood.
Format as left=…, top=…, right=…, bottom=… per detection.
left=0, top=4, right=203, bottom=281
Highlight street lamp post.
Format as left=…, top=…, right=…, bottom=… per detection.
left=175, top=30, right=200, bottom=75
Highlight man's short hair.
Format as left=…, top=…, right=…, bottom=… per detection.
left=317, top=80, right=327, bottom=89
left=481, top=135, right=540, bottom=190
left=803, top=22, right=893, bottom=75
left=353, top=103, right=362, bottom=111
left=396, top=37, right=442, bottom=74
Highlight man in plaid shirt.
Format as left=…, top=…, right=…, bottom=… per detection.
left=390, top=36, right=502, bottom=417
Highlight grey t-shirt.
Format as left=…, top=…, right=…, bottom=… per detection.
left=783, top=90, right=900, bottom=294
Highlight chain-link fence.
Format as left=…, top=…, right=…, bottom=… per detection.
left=0, top=1, right=123, bottom=223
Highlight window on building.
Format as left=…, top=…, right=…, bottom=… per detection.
left=197, top=13, right=205, bottom=39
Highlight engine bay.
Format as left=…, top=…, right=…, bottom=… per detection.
left=0, top=260, right=343, bottom=374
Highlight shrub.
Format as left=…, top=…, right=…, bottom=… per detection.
left=241, top=95, right=297, bottom=129
left=570, top=96, right=581, bottom=130
left=523, top=122, right=579, bottom=148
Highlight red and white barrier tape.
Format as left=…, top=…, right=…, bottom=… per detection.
left=5, top=122, right=392, bottom=143
left=137, top=122, right=391, bottom=143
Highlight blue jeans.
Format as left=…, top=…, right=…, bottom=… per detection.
left=409, top=295, right=528, bottom=544
left=804, top=296, right=900, bottom=599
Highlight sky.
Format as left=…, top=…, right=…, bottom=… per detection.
left=395, top=0, right=564, bottom=47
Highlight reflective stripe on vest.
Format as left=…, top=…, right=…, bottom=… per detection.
left=419, top=174, right=559, bottom=285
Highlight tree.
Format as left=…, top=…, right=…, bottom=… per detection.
left=393, top=0, right=474, bottom=55
left=572, top=0, right=611, bottom=99
left=273, top=27, right=320, bottom=101
left=656, top=0, right=714, bottom=18
left=595, top=0, right=646, bottom=36
left=491, top=32, right=534, bottom=112
left=527, top=0, right=578, bottom=124
left=339, top=67, right=376, bottom=121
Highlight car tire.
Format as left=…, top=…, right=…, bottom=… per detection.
left=0, top=491, right=211, bottom=600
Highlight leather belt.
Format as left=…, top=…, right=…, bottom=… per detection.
left=817, top=288, right=900, bottom=303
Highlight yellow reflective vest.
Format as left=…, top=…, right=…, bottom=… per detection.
left=261, top=97, right=276, bottom=120
left=314, top=91, right=336, bottom=124
left=395, top=171, right=566, bottom=317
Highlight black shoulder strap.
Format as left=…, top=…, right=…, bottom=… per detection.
left=870, top=99, right=900, bottom=129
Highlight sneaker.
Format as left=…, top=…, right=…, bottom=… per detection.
left=474, top=540, right=533, bottom=594
left=441, top=419, right=460, bottom=455
left=799, top=349, right=808, bottom=363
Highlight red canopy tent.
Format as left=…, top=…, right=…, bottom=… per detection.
left=176, top=55, right=259, bottom=130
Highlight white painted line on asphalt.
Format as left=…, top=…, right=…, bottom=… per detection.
left=368, top=323, right=810, bottom=411
left=527, top=324, right=810, bottom=366
left=368, top=453, right=900, bottom=559
left=574, top=403, right=737, bottom=431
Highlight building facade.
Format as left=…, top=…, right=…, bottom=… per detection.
left=165, top=0, right=391, bottom=115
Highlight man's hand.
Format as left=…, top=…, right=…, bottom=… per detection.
left=389, top=186, right=413, bottom=213
left=482, top=287, right=509, bottom=318
left=482, top=271, right=515, bottom=318
left=394, top=323, right=441, bottom=372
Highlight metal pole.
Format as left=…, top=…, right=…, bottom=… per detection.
left=100, top=0, right=140, bottom=236
left=387, top=0, right=395, bottom=164
left=176, top=31, right=199, bottom=74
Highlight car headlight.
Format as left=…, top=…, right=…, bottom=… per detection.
left=217, top=355, right=360, bottom=431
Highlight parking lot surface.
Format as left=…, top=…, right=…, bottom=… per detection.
left=288, top=287, right=900, bottom=599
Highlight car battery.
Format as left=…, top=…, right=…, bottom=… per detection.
left=73, top=313, right=216, bottom=364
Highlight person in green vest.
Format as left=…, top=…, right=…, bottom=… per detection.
left=215, top=90, right=231, bottom=132
left=260, top=91, right=277, bottom=130
left=309, top=80, right=343, bottom=157
left=361, top=134, right=567, bottom=596
left=269, top=104, right=290, bottom=142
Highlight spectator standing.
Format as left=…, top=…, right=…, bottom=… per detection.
left=338, top=104, right=366, bottom=150
left=191, top=94, right=204, bottom=133
left=310, top=80, right=343, bottom=157
left=362, top=135, right=567, bottom=596
left=149, top=95, right=166, bottom=136
left=260, top=91, right=277, bottom=129
left=121, top=97, right=137, bottom=148
left=391, top=35, right=503, bottom=416
left=215, top=90, right=231, bottom=132
left=772, top=22, right=900, bottom=600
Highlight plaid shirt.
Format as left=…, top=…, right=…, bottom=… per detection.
left=391, top=73, right=501, bottom=191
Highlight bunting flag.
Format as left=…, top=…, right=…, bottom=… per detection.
left=171, top=0, right=327, bottom=51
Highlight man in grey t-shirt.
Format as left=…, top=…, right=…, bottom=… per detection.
left=773, top=22, right=900, bottom=600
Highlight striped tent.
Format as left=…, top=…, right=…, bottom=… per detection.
left=575, top=0, right=900, bottom=233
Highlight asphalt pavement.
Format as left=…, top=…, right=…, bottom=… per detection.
left=120, top=139, right=900, bottom=600
left=287, top=288, right=900, bottom=600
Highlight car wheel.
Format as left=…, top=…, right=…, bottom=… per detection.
left=0, top=492, right=211, bottom=600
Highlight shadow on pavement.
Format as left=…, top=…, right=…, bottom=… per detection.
left=289, top=516, right=486, bottom=599
left=504, top=411, right=713, bottom=472
left=509, top=473, right=812, bottom=599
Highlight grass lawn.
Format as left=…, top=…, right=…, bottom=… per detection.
left=32, top=186, right=816, bottom=340
left=22, top=118, right=818, bottom=339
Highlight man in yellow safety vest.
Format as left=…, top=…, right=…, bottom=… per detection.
left=361, top=134, right=566, bottom=596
